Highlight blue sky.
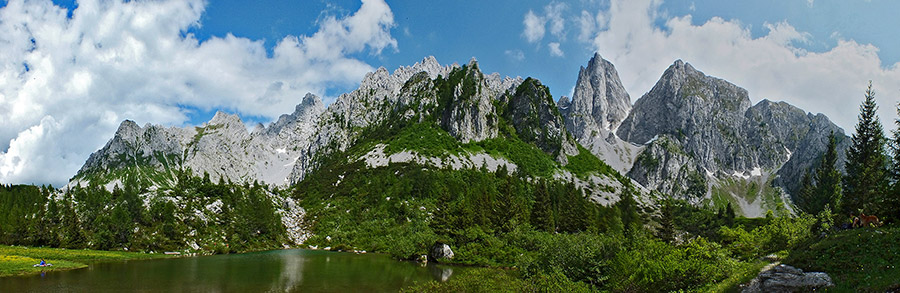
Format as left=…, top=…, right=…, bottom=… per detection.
left=1, top=0, right=899, bottom=185
left=198, top=0, right=900, bottom=125
left=38, top=0, right=900, bottom=124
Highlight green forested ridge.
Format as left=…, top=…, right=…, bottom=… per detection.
left=0, top=170, right=286, bottom=254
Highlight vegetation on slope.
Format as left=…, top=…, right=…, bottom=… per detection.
left=0, top=173, right=287, bottom=254
left=785, top=226, right=900, bottom=291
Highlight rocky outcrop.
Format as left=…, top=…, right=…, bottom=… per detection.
left=742, top=264, right=834, bottom=293
left=505, top=77, right=576, bottom=160
left=559, top=53, right=642, bottom=173
left=76, top=93, right=325, bottom=186
left=430, top=242, right=454, bottom=261
left=629, top=136, right=707, bottom=202
left=616, top=60, right=848, bottom=204
left=562, top=52, right=632, bottom=133
left=439, top=59, right=500, bottom=143
left=289, top=57, right=457, bottom=183
left=290, top=57, right=522, bottom=183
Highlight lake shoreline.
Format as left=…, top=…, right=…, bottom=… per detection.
left=0, top=245, right=174, bottom=278
left=1, top=247, right=467, bottom=292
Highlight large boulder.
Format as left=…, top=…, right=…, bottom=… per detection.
left=743, top=264, right=834, bottom=293
left=430, top=242, right=454, bottom=262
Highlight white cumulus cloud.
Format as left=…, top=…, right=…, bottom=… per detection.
left=588, top=0, right=900, bottom=134
left=522, top=10, right=545, bottom=43
left=0, top=0, right=397, bottom=186
left=505, top=49, right=525, bottom=61
left=522, top=2, right=570, bottom=56
left=548, top=42, right=564, bottom=57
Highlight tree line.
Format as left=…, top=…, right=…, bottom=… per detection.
left=0, top=170, right=286, bottom=253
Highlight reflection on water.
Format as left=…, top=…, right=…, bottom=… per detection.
left=0, top=249, right=463, bottom=292
left=429, top=264, right=454, bottom=282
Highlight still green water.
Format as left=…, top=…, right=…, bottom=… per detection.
left=1, top=249, right=462, bottom=292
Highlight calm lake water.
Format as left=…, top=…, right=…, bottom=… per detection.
left=1, top=249, right=463, bottom=292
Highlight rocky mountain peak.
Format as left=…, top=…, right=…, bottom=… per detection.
left=617, top=60, right=750, bottom=146
left=437, top=60, right=499, bottom=143
left=114, top=119, right=141, bottom=139
left=506, top=77, right=577, bottom=161
left=559, top=53, right=641, bottom=173
left=298, top=93, right=324, bottom=112
left=569, top=52, right=632, bottom=132
left=266, top=93, right=325, bottom=137
left=208, top=111, right=244, bottom=129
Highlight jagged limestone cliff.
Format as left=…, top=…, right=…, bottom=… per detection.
left=615, top=60, right=848, bottom=216
left=75, top=54, right=847, bottom=217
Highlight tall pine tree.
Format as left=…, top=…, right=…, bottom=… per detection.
left=889, top=102, right=900, bottom=220
left=815, top=132, right=843, bottom=213
left=843, top=82, right=889, bottom=216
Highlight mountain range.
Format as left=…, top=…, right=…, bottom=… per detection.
left=71, top=54, right=849, bottom=217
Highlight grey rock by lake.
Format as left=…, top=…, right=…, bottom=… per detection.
left=430, top=243, right=454, bottom=262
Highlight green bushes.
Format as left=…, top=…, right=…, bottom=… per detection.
left=519, top=233, right=618, bottom=287
left=384, top=122, right=465, bottom=157
left=609, top=235, right=738, bottom=292
left=564, top=145, right=620, bottom=180
left=718, top=215, right=815, bottom=260
left=473, top=137, right=558, bottom=177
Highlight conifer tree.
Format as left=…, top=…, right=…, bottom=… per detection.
left=843, top=82, right=889, bottom=216
left=657, top=199, right=675, bottom=243
left=814, top=132, right=843, bottom=213
left=797, top=172, right=818, bottom=213
left=724, top=202, right=736, bottom=226
left=617, top=185, right=640, bottom=237
left=889, top=102, right=900, bottom=219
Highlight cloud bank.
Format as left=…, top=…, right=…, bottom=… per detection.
left=0, top=0, right=397, bottom=186
left=582, top=0, right=900, bottom=134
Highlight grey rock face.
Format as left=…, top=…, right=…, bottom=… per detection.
left=628, top=136, right=707, bottom=202
left=560, top=53, right=642, bottom=173
left=618, top=60, right=848, bottom=202
left=430, top=242, right=454, bottom=261
left=774, top=113, right=850, bottom=196
left=439, top=59, right=499, bottom=143
left=618, top=60, right=753, bottom=173
left=77, top=120, right=190, bottom=179
left=565, top=52, right=632, bottom=133
left=743, top=264, right=834, bottom=293
left=77, top=93, right=325, bottom=186
left=505, top=77, right=576, bottom=159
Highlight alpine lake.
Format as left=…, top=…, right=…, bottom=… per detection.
left=0, top=249, right=466, bottom=292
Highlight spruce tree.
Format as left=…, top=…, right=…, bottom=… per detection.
left=617, top=185, right=640, bottom=237
left=814, top=132, right=843, bottom=213
left=843, top=82, right=889, bottom=216
left=889, top=102, right=900, bottom=220
left=797, top=172, right=818, bottom=214
left=657, top=199, right=675, bottom=243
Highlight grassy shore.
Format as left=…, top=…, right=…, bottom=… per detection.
left=0, top=245, right=172, bottom=277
